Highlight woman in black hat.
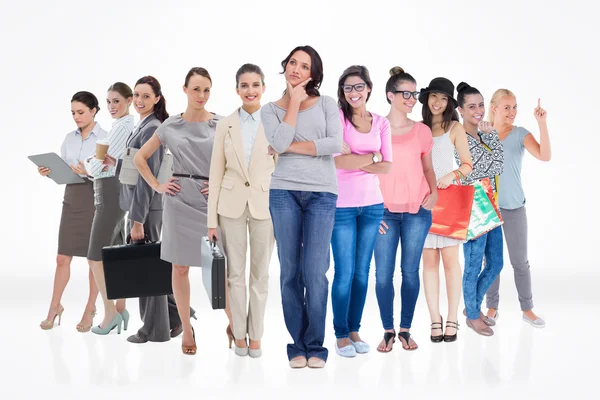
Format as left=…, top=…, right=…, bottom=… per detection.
left=420, top=77, right=473, bottom=343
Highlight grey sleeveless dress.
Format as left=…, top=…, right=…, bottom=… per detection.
left=156, top=113, right=221, bottom=266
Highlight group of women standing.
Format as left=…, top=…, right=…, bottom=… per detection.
left=37, top=44, right=551, bottom=369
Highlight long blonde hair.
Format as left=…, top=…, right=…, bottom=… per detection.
left=488, top=88, right=516, bottom=124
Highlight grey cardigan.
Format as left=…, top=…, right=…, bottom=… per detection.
left=261, top=95, right=342, bottom=194
left=119, top=113, right=164, bottom=223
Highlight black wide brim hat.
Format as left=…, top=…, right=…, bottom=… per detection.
left=419, top=77, right=458, bottom=109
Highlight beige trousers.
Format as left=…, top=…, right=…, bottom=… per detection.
left=219, top=205, right=274, bottom=341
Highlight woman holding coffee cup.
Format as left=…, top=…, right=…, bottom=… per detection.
left=84, top=82, right=135, bottom=335
left=39, top=91, right=108, bottom=332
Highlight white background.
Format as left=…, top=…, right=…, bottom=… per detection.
left=0, top=0, right=598, bottom=398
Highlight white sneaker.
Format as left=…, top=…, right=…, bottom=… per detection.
left=335, top=341, right=357, bottom=357
left=350, top=339, right=370, bottom=354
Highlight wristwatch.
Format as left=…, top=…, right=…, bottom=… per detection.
left=372, top=153, right=380, bottom=163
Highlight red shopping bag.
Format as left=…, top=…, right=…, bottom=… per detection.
left=429, top=184, right=475, bottom=240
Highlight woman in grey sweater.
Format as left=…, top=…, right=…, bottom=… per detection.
left=261, top=45, right=342, bottom=369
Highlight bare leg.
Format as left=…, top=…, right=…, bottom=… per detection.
left=45, top=254, right=72, bottom=320
left=89, top=260, right=118, bottom=328
left=422, top=249, right=442, bottom=328
left=115, top=299, right=127, bottom=313
left=172, top=264, right=194, bottom=349
left=77, top=263, right=99, bottom=331
left=441, top=245, right=461, bottom=336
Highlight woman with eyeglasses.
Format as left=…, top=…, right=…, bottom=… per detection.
left=420, top=77, right=472, bottom=343
left=331, top=65, right=392, bottom=358
left=374, top=67, right=437, bottom=352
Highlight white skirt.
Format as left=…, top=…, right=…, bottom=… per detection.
left=424, top=233, right=464, bottom=249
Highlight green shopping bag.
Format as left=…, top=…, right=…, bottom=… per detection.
left=466, top=178, right=503, bottom=241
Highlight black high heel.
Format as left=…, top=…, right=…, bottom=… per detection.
left=430, top=316, right=444, bottom=343
left=443, top=321, right=459, bottom=342
left=377, top=330, right=396, bottom=353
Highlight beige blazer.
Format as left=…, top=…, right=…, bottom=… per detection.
left=208, top=108, right=277, bottom=228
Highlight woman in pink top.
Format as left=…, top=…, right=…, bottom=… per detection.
left=374, top=67, right=438, bottom=352
left=331, top=65, right=392, bottom=358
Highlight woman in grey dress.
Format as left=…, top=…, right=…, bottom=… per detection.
left=134, top=67, right=221, bottom=355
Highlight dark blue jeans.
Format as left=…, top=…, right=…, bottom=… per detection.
left=374, top=207, right=431, bottom=330
left=331, top=203, right=384, bottom=339
left=269, top=189, right=337, bottom=361
left=463, top=225, right=504, bottom=320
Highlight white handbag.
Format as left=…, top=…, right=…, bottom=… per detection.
left=119, top=147, right=173, bottom=186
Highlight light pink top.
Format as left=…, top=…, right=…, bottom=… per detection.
left=379, top=122, right=434, bottom=213
left=334, top=109, right=392, bottom=207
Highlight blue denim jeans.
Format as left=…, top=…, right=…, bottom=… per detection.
left=269, top=189, right=337, bottom=361
left=463, top=225, right=504, bottom=320
left=331, top=203, right=384, bottom=339
left=374, top=207, right=432, bottom=330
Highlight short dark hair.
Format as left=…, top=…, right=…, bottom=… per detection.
left=71, top=91, right=99, bottom=115
left=184, top=67, right=212, bottom=87
left=135, top=76, right=169, bottom=123
left=235, top=63, right=265, bottom=86
left=280, top=45, right=323, bottom=97
left=457, top=82, right=482, bottom=108
left=337, top=65, right=373, bottom=128
left=385, top=66, right=417, bottom=104
left=107, top=82, right=133, bottom=99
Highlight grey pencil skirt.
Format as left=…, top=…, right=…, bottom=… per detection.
left=58, top=179, right=95, bottom=257
left=87, top=176, right=126, bottom=261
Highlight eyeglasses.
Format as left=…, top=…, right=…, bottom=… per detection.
left=393, top=90, right=420, bottom=100
left=342, top=83, right=367, bottom=93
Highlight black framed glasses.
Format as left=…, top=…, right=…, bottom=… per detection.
left=393, top=90, right=420, bottom=100
left=342, top=83, right=367, bottom=93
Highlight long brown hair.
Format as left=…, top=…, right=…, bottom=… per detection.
left=337, top=65, right=373, bottom=128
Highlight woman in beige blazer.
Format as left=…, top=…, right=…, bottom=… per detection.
left=208, top=64, right=276, bottom=358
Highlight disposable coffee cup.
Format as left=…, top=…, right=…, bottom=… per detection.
left=96, top=140, right=110, bottom=160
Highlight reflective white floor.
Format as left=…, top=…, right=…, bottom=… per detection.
left=2, top=263, right=596, bottom=399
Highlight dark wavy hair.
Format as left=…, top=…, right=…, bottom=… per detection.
left=134, top=76, right=169, bottom=123
left=337, top=65, right=373, bottom=128
left=280, top=45, right=323, bottom=97
left=71, top=91, right=99, bottom=116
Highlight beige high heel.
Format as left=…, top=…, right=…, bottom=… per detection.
left=226, top=325, right=234, bottom=349
left=76, top=309, right=97, bottom=333
left=40, top=305, right=64, bottom=330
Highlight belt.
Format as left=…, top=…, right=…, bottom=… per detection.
left=172, top=173, right=209, bottom=180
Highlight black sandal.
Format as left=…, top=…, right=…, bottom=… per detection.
left=443, top=321, right=459, bottom=342
left=398, top=331, right=418, bottom=351
left=377, top=330, right=396, bottom=353
left=430, top=316, right=444, bottom=343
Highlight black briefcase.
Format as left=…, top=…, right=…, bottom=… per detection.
left=102, top=236, right=173, bottom=300
left=200, top=237, right=226, bottom=310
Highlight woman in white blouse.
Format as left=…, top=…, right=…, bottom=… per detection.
left=39, top=91, right=108, bottom=332
left=84, top=82, right=135, bottom=335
